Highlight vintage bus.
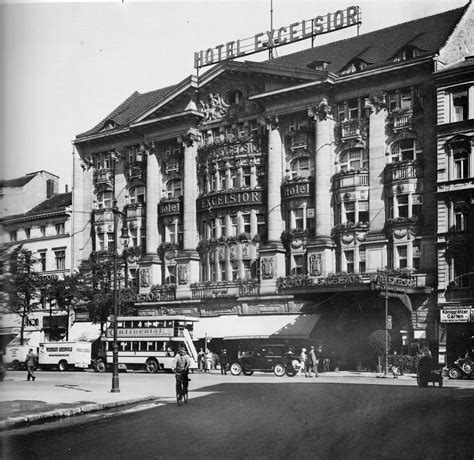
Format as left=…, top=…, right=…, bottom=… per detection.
left=97, top=316, right=199, bottom=373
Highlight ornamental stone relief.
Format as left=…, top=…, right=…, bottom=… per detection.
left=139, top=267, right=151, bottom=288
left=261, top=257, right=274, bottom=279
left=200, top=93, right=230, bottom=122
left=308, top=253, right=322, bottom=276
left=177, top=264, right=188, bottom=285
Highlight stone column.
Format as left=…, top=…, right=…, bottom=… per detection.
left=469, top=86, right=474, bottom=120
left=305, top=99, right=336, bottom=274
left=175, top=128, right=201, bottom=300
left=139, top=143, right=161, bottom=293
left=470, top=139, right=474, bottom=178
left=259, top=115, right=286, bottom=295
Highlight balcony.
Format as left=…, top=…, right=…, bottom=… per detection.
left=392, top=110, right=413, bottom=131
left=128, top=165, right=144, bottom=180
left=336, top=119, right=368, bottom=144
left=93, top=169, right=112, bottom=187
left=93, top=208, right=114, bottom=223
left=384, top=160, right=422, bottom=183
left=125, top=203, right=145, bottom=220
left=332, top=169, right=368, bottom=190
left=190, top=280, right=260, bottom=299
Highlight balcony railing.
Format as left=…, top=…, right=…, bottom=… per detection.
left=384, top=161, right=422, bottom=183
left=94, top=169, right=112, bottom=186
left=332, top=169, right=369, bottom=190
left=93, top=208, right=114, bottom=223
left=191, top=280, right=260, bottom=299
left=125, top=204, right=145, bottom=219
left=392, top=110, right=413, bottom=130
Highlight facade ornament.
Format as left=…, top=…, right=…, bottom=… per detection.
left=259, top=115, right=279, bottom=130
left=177, top=264, right=188, bottom=285
left=178, top=128, right=202, bottom=148
left=261, top=257, right=274, bottom=279
left=364, top=94, right=387, bottom=114
left=139, top=267, right=151, bottom=288
left=199, top=92, right=230, bottom=122
left=308, top=99, right=332, bottom=121
left=308, top=253, right=322, bottom=276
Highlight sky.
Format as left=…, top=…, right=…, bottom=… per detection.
left=0, top=0, right=468, bottom=191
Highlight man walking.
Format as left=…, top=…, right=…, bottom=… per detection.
left=25, top=348, right=37, bottom=381
left=309, top=346, right=318, bottom=377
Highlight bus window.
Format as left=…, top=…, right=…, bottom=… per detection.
left=131, top=342, right=140, bottom=351
left=146, top=341, right=155, bottom=352
left=119, top=341, right=129, bottom=351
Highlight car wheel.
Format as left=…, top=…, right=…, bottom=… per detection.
left=242, top=369, right=254, bottom=376
left=11, top=360, right=20, bottom=371
left=461, top=362, right=473, bottom=375
left=96, top=360, right=106, bottom=373
left=448, top=367, right=461, bottom=379
left=145, top=359, right=159, bottom=373
left=58, top=360, right=68, bottom=371
left=286, top=367, right=297, bottom=377
left=274, top=363, right=286, bottom=377
left=230, top=363, right=242, bottom=376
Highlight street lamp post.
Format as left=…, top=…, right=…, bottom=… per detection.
left=385, top=274, right=389, bottom=376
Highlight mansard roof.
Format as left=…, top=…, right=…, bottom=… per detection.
left=267, top=7, right=466, bottom=74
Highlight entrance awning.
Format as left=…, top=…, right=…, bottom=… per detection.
left=193, top=314, right=320, bottom=340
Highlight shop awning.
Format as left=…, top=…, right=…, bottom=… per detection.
left=67, top=322, right=101, bottom=342
left=193, top=314, right=320, bottom=340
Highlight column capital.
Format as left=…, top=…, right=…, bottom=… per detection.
left=364, top=93, right=387, bottom=114
left=308, top=99, right=332, bottom=121
left=259, top=115, right=279, bottom=130
left=140, top=141, right=156, bottom=155
left=178, top=128, right=202, bottom=148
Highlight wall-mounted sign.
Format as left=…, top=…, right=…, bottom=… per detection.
left=158, top=200, right=181, bottom=216
left=440, top=307, right=471, bottom=323
left=197, top=190, right=263, bottom=212
left=282, top=181, right=312, bottom=199
left=194, top=6, right=361, bottom=69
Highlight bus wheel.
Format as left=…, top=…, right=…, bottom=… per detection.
left=58, top=360, right=68, bottom=372
left=11, top=360, right=20, bottom=371
left=96, top=360, right=106, bottom=373
left=145, top=359, right=159, bottom=374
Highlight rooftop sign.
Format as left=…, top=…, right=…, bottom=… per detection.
left=194, top=6, right=361, bottom=69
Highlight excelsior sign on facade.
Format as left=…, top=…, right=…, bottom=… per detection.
left=194, top=6, right=361, bottom=69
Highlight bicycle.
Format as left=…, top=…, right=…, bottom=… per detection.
left=175, top=371, right=189, bottom=406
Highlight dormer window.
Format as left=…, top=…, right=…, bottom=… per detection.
left=340, top=59, right=368, bottom=75
left=393, top=46, right=420, bottom=63
left=101, top=120, right=116, bottom=131
left=307, top=60, right=330, bottom=71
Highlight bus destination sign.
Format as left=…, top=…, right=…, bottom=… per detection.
left=106, top=328, right=174, bottom=338
left=194, top=6, right=361, bottom=69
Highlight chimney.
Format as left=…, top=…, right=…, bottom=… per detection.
left=65, top=184, right=69, bottom=193
left=46, top=179, right=55, bottom=198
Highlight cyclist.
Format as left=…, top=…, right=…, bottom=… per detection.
left=172, top=346, right=191, bottom=404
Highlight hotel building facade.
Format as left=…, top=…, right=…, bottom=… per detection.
left=72, top=4, right=474, bottom=368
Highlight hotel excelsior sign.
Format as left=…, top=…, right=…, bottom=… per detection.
left=194, top=6, right=361, bottom=69
left=198, top=190, right=263, bottom=212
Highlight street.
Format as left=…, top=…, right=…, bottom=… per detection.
left=1, top=371, right=474, bottom=459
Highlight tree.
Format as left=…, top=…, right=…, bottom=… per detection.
left=368, top=329, right=391, bottom=371
left=5, top=247, right=39, bottom=345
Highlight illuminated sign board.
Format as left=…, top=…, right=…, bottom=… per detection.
left=440, top=307, right=471, bottom=323
left=194, top=6, right=361, bottom=69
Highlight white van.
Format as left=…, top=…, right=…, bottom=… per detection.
left=38, top=341, right=92, bottom=371
left=3, top=334, right=42, bottom=370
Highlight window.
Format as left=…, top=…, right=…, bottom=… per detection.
left=230, top=215, right=238, bottom=237
left=391, top=139, right=421, bottom=162
left=210, top=219, right=217, bottom=239
left=97, top=233, right=105, bottom=251
left=9, top=230, right=17, bottom=242
left=347, top=99, right=359, bottom=120
left=166, top=179, right=182, bottom=198
left=165, top=266, right=175, bottom=285
left=38, top=252, right=47, bottom=271
left=210, top=264, right=217, bottom=282
left=231, top=261, right=239, bottom=280
left=242, top=213, right=251, bottom=234
left=256, top=166, right=265, bottom=187
left=209, top=172, right=217, bottom=191
left=219, top=172, right=226, bottom=191
left=413, top=242, right=420, bottom=271
left=167, top=220, right=179, bottom=244
left=257, top=214, right=266, bottom=236
left=397, top=195, right=409, bottom=218
left=241, top=167, right=251, bottom=187
left=290, top=157, right=310, bottom=178
left=359, top=249, right=366, bottom=273
left=219, top=261, right=226, bottom=281
left=130, top=186, right=146, bottom=204
left=55, top=250, right=66, bottom=270
left=291, top=254, right=304, bottom=276
left=412, top=194, right=423, bottom=217
left=400, top=89, right=412, bottom=110
left=452, top=90, right=468, bottom=122
left=358, top=201, right=369, bottom=223
left=388, top=87, right=413, bottom=112
left=345, top=250, right=354, bottom=273
left=243, top=260, right=252, bottom=279
left=230, top=169, right=239, bottom=188
left=55, top=223, right=65, bottom=235
left=339, top=149, right=368, bottom=171
left=340, top=59, right=367, bottom=75
left=295, top=208, right=304, bottom=230
left=218, top=216, right=225, bottom=238
left=97, top=191, right=113, bottom=209
left=393, top=46, right=419, bottom=62
left=107, top=232, right=115, bottom=252
left=454, top=206, right=468, bottom=231
left=344, top=202, right=355, bottom=223
left=397, top=246, right=408, bottom=269
left=454, top=151, right=469, bottom=179
left=130, top=228, right=138, bottom=247
left=40, top=225, right=46, bottom=237
left=24, top=228, right=31, bottom=239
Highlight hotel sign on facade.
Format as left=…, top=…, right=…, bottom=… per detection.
left=194, top=6, right=361, bottom=69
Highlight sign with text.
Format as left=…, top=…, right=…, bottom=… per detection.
left=106, top=328, right=174, bottom=338
left=194, top=6, right=361, bottom=69
left=197, top=190, right=263, bottom=212
left=440, top=307, right=472, bottom=323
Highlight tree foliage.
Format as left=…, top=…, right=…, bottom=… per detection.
left=368, top=329, right=391, bottom=357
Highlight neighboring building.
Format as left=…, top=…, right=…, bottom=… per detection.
left=435, top=55, right=474, bottom=365
left=0, top=173, right=72, bottom=341
left=72, top=4, right=474, bottom=368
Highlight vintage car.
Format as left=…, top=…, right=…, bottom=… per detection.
left=230, top=344, right=298, bottom=377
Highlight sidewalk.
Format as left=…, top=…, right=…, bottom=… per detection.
left=0, top=369, right=416, bottom=431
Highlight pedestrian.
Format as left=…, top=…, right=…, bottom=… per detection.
left=390, top=351, right=401, bottom=378
left=205, top=350, right=214, bottom=372
left=25, top=348, right=37, bottom=381
left=298, top=348, right=307, bottom=377
left=308, top=345, right=318, bottom=377
left=197, top=348, right=205, bottom=371
left=422, top=345, right=432, bottom=359
left=219, top=349, right=228, bottom=375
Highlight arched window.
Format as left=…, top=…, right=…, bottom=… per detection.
left=129, top=186, right=146, bottom=204
left=290, top=157, right=311, bottom=178
left=338, top=149, right=368, bottom=171
left=391, top=138, right=422, bottom=162
left=166, top=179, right=182, bottom=198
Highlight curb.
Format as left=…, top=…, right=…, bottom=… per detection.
left=0, top=396, right=156, bottom=431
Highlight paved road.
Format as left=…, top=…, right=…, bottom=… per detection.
left=2, top=373, right=474, bottom=459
